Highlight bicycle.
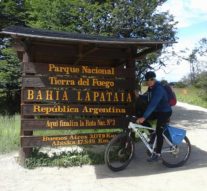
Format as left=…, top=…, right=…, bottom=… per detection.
left=104, top=115, right=191, bottom=171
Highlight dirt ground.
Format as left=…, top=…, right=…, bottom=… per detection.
left=0, top=102, right=207, bottom=191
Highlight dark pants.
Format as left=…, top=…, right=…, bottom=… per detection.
left=152, top=111, right=172, bottom=154
left=135, top=96, right=172, bottom=153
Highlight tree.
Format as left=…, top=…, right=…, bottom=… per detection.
left=25, top=0, right=177, bottom=85
left=26, top=0, right=176, bottom=39
left=0, top=0, right=26, bottom=29
left=0, top=48, right=21, bottom=115
left=177, top=38, right=207, bottom=100
left=0, top=0, right=27, bottom=115
left=179, top=38, right=207, bottom=84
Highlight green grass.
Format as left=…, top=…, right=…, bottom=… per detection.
left=0, top=115, right=20, bottom=153
left=174, top=87, right=207, bottom=108
left=142, top=85, right=207, bottom=108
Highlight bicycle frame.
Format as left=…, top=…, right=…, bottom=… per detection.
left=128, top=122, right=176, bottom=155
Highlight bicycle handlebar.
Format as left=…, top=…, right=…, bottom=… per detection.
left=126, top=115, right=137, bottom=123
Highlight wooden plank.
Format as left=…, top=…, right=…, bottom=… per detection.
left=22, top=89, right=133, bottom=103
left=22, top=76, right=135, bottom=90
left=21, top=133, right=118, bottom=147
left=23, top=62, right=134, bottom=78
left=22, top=104, right=133, bottom=116
left=30, top=45, right=129, bottom=64
left=22, top=118, right=128, bottom=130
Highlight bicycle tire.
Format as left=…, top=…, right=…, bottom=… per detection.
left=161, top=136, right=191, bottom=168
left=104, top=133, right=135, bottom=171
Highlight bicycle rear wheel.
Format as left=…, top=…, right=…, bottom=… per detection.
left=161, top=136, right=191, bottom=168
left=104, top=133, right=135, bottom=171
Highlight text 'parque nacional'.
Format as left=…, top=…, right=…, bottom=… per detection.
left=48, top=64, right=115, bottom=75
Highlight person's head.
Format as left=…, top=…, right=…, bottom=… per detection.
left=145, top=71, right=156, bottom=87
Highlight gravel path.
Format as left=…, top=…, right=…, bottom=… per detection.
left=0, top=102, right=207, bottom=191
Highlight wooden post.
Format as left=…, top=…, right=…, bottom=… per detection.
left=126, top=47, right=136, bottom=115
left=19, top=50, right=33, bottom=166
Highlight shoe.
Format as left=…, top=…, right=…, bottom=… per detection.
left=147, top=153, right=161, bottom=162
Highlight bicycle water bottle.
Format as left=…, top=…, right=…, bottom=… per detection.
left=143, top=132, right=150, bottom=142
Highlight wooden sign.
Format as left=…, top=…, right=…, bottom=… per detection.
left=20, top=61, right=135, bottom=150
left=21, top=133, right=118, bottom=147
left=7, top=29, right=139, bottom=163
left=22, top=89, right=133, bottom=103
left=22, top=118, right=128, bottom=130
left=22, top=104, right=132, bottom=116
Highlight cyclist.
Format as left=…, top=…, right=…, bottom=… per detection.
left=136, top=71, right=172, bottom=162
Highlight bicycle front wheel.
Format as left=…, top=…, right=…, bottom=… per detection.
left=161, top=136, right=191, bottom=168
left=104, top=133, right=135, bottom=171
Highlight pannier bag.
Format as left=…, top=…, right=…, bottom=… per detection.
left=164, top=125, right=186, bottom=145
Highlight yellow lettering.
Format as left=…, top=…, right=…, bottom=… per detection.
left=62, top=91, right=68, bottom=100
left=33, top=105, right=40, bottom=112
left=46, top=120, right=58, bottom=128
left=36, top=90, right=42, bottom=100
left=82, top=66, right=115, bottom=75
left=56, top=90, right=59, bottom=101
left=93, top=91, right=99, bottom=101
left=46, top=90, right=53, bottom=100
left=49, top=77, right=55, bottom=85
left=106, top=92, right=112, bottom=101
left=48, top=64, right=55, bottom=72
left=126, top=93, right=132, bottom=102
left=27, top=89, right=34, bottom=100
left=48, top=77, right=75, bottom=86
left=85, top=91, right=91, bottom=101
left=100, top=92, right=105, bottom=102
left=121, top=92, right=124, bottom=102
left=114, top=93, right=119, bottom=102
left=77, top=91, right=82, bottom=101
left=92, top=78, right=114, bottom=88
left=78, top=78, right=83, bottom=85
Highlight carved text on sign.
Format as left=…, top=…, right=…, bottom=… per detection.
left=48, top=64, right=115, bottom=75
left=42, top=133, right=116, bottom=146
left=49, top=77, right=116, bottom=88
left=21, top=118, right=128, bottom=130
left=26, top=89, right=132, bottom=103
left=32, top=105, right=126, bottom=115
left=46, top=118, right=116, bottom=129
left=21, top=133, right=118, bottom=147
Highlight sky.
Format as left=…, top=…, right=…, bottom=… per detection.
left=155, top=0, right=207, bottom=82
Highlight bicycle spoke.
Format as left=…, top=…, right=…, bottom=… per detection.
left=161, top=136, right=191, bottom=167
left=105, top=133, right=134, bottom=171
